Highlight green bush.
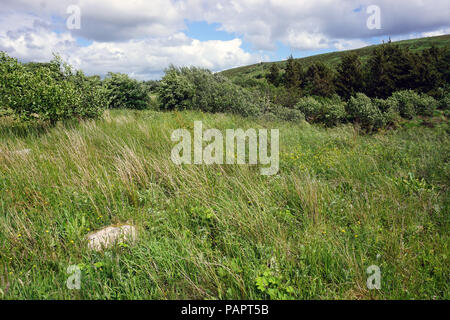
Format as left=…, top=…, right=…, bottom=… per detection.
left=415, top=94, right=438, bottom=116
left=104, top=72, right=149, bottom=110
left=373, top=97, right=400, bottom=126
left=390, top=90, right=420, bottom=119
left=0, top=52, right=105, bottom=124
left=294, top=97, right=322, bottom=122
left=346, top=93, right=385, bottom=131
left=438, top=92, right=450, bottom=116
left=266, top=105, right=305, bottom=122
left=390, top=90, right=438, bottom=118
left=158, top=66, right=261, bottom=117
left=294, top=96, right=346, bottom=126
left=319, top=100, right=347, bottom=126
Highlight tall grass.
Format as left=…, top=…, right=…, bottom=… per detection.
left=0, top=109, right=448, bottom=299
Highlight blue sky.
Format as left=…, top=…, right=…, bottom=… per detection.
left=0, top=0, right=449, bottom=79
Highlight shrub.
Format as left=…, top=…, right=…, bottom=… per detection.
left=415, top=94, right=438, bottom=116
left=373, top=97, right=400, bottom=126
left=266, top=105, right=305, bottom=122
left=158, top=66, right=261, bottom=117
left=390, top=90, right=439, bottom=118
left=158, top=66, right=194, bottom=111
left=438, top=91, right=450, bottom=114
left=294, top=96, right=346, bottom=126
left=390, top=90, right=420, bottom=119
left=294, top=97, right=322, bottom=122
left=0, top=52, right=106, bottom=124
left=319, top=100, right=347, bottom=126
left=346, top=93, right=385, bottom=131
left=104, top=72, right=149, bottom=110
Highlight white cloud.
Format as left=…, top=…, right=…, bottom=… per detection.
left=0, top=0, right=449, bottom=79
left=333, top=39, right=370, bottom=51
left=0, top=13, right=261, bottom=80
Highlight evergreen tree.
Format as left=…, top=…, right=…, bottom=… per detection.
left=266, top=63, right=281, bottom=86
left=366, top=43, right=415, bottom=98
left=283, top=55, right=298, bottom=88
left=305, top=62, right=335, bottom=97
left=335, top=52, right=364, bottom=100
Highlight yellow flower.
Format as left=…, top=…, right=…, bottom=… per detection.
left=45, top=230, right=49, bottom=233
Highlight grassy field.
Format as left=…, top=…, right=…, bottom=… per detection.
left=0, top=109, right=448, bottom=299
left=220, top=34, right=450, bottom=82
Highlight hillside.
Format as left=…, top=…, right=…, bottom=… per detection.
left=220, top=34, right=450, bottom=81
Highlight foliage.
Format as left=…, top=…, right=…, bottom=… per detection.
left=335, top=53, right=364, bottom=100
left=295, top=96, right=347, bottom=126
left=346, top=93, right=385, bottom=131
left=158, top=66, right=262, bottom=117
left=294, top=96, right=323, bottom=122
left=0, top=52, right=106, bottom=124
left=104, top=72, right=150, bottom=110
left=305, top=62, right=335, bottom=97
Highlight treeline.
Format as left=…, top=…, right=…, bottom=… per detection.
left=0, top=52, right=157, bottom=124
left=157, top=65, right=449, bottom=132
left=1, top=48, right=448, bottom=133
left=266, top=43, right=450, bottom=102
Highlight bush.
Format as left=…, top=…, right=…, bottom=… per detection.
left=0, top=52, right=106, bottom=124
left=390, top=90, right=439, bottom=118
left=346, top=93, right=385, bottom=131
left=415, top=94, right=438, bottom=116
left=319, top=100, right=347, bottom=126
left=104, top=73, right=149, bottom=110
left=438, top=91, right=450, bottom=113
left=373, top=98, right=400, bottom=126
left=294, top=96, right=346, bottom=126
left=158, top=66, right=261, bottom=117
left=390, top=90, right=420, bottom=119
left=294, top=97, right=322, bottom=122
left=265, top=105, right=305, bottom=122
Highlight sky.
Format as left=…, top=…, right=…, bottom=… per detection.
left=1, top=0, right=449, bottom=80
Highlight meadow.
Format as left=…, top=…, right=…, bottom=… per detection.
left=0, top=109, right=448, bottom=299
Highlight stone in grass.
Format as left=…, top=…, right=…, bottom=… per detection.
left=14, top=149, right=31, bottom=156
left=1, top=149, right=31, bottom=156
left=87, top=224, right=137, bottom=251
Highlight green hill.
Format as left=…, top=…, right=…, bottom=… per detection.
left=220, top=34, right=450, bottom=81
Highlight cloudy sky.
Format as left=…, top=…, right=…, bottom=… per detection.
left=1, top=0, right=449, bottom=80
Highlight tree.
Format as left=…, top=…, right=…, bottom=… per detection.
left=283, top=55, right=304, bottom=89
left=266, top=63, right=281, bottom=86
left=365, top=43, right=415, bottom=98
left=305, top=62, right=335, bottom=97
left=335, top=53, right=363, bottom=100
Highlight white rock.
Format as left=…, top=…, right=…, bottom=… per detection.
left=87, top=225, right=137, bottom=251
left=14, top=149, right=31, bottom=156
